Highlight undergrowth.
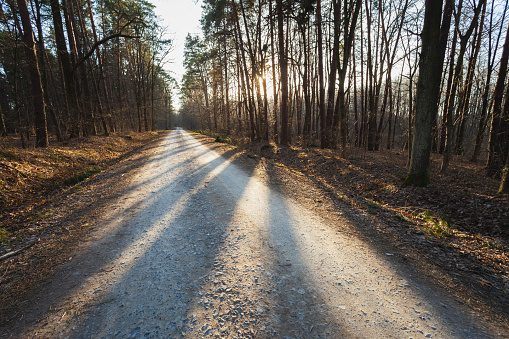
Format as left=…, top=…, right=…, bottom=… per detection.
left=417, top=211, right=452, bottom=238
left=0, top=227, right=10, bottom=243
left=64, top=166, right=102, bottom=186
left=215, top=135, right=231, bottom=144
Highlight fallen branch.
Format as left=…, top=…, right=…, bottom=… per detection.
left=0, top=239, right=38, bottom=261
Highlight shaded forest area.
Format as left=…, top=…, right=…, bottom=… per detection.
left=0, top=0, right=177, bottom=145
left=179, top=0, right=509, bottom=192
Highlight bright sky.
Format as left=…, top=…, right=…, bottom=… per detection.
left=150, top=0, right=204, bottom=84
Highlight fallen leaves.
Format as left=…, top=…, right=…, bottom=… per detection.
left=235, top=141, right=509, bottom=280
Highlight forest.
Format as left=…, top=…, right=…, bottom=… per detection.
left=1, top=0, right=509, bottom=330
left=0, top=0, right=176, bottom=146
left=178, top=0, right=509, bottom=191
left=0, top=0, right=508, bottom=190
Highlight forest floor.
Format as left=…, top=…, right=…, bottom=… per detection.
left=0, top=130, right=164, bottom=263
left=0, top=129, right=508, bottom=334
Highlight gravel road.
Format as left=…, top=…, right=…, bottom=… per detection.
left=13, top=129, right=504, bottom=338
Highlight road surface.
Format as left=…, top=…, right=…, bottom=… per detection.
left=12, top=129, right=502, bottom=338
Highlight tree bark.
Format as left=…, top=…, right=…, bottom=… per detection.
left=440, top=0, right=484, bottom=172
left=323, top=0, right=340, bottom=149
left=316, top=0, right=326, bottom=148
left=336, top=0, right=362, bottom=157
left=17, top=0, right=48, bottom=147
left=454, top=0, right=485, bottom=155
left=276, top=0, right=289, bottom=145
left=406, top=0, right=449, bottom=186
left=487, top=19, right=509, bottom=177
left=471, top=1, right=507, bottom=162
left=499, top=141, right=509, bottom=194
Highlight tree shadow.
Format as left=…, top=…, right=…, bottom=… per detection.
left=258, top=158, right=505, bottom=337
left=3, top=130, right=257, bottom=338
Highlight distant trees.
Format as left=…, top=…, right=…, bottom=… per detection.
left=0, top=0, right=176, bottom=147
left=1, top=0, right=508, bottom=189
left=178, top=0, right=509, bottom=189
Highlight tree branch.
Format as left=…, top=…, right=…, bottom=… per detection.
left=71, top=33, right=139, bottom=75
left=0, top=239, right=38, bottom=261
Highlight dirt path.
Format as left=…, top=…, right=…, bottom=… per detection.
left=5, top=129, right=507, bottom=338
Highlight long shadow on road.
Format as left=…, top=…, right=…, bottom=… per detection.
left=3, top=130, right=501, bottom=338
left=6, top=129, right=258, bottom=338
left=259, top=157, right=501, bottom=338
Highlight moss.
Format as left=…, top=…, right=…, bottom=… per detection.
left=417, top=211, right=452, bottom=238
left=64, top=166, right=102, bottom=186
left=0, top=227, right=10, bottom=243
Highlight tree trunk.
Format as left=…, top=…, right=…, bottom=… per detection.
left=336, top=0, right=362, bottom=157
left=323, top=0, right=340, bottom=149
left=0, top=104, right=7, bottom=137
left=487, top=19, right=509, bottom=177
left=232, top=0, right=256, bottom=141
left=276, top=0, right=289, bottom=145
left=498, top=143, right=509, bottom=194
left=316, top=0, right=326, bottom=148
left=470, top=1, right=506, bottom=162
left=49, top=0, right=79, bottom=138
left=17, top=0, right=48, bottom=147
left=34, top=0, right=63, bottom=141
left=454, top=1, right=485, bottom=155
left=406, top=0, right=449, bottom=186
left=440, top=0, right=484, bottom=172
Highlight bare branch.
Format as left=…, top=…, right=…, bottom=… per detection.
left=71, top=33, right=139, bottom=74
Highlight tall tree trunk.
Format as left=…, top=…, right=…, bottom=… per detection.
left=232, top=0, right=256, bottom=140
left=323, top=0, right=340, bottom=149
left=406, top=0, right=451, bottom=186
left=86, top=0, right=110, bottom=135
left=438, top=22, right=458, bottom=155
left=365, top=0, right=377, bottom=151
left=34, top=0, right=63, bottom=141
left=440, top=0, right=484, bottom=172
left=300, top=19, right=312, bottom=144
left=498, top=139, right=509, bottom=194
left=487, top=20, right=509, bottom=176
left=0, top=103, right=7, bottom=137
left=6, top=8, right=28, bottom=148
left=454, top=5, right=484, bottom=155
left=71, top=0, right=96, bottom=136
left=276, top=0, right=289, bottom=145
left=471, top=1, right=507, bottom=162
left=50, top=0, right=79, bottom=138
left=316, top=0, right=326, bottom=148
left=224, top=30, right=231, bottom=135
left=17, top=0, right=48, bottom=147
left=269, top=1, right=278, bottom=141
left=336, top=0, right=362, bottom=157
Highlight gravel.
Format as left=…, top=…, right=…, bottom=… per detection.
left=12, top=129, right=503, bottom=338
